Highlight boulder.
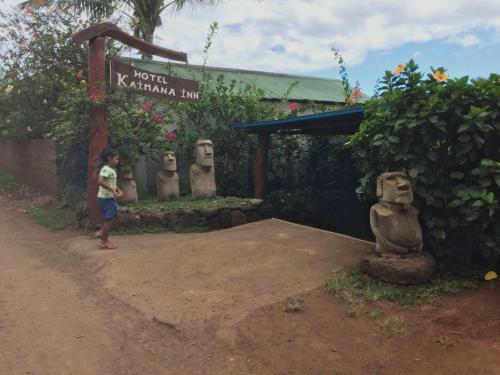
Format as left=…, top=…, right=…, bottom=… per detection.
left=230, top=210, right=247, bottom=227
left=164, top=212, right=178, bottom=227
left=360, top=253, right=437, bottom=285
left=140, top=212, right=165, bottom=226
left=115, top=212, right=141, bottom=228
left=199, top=207, right=219, bottom=218
left=249, top=198, right=263, bottom=206
left=258, top=204, right=274, bottom=219
left=177, top=209, right=199, bottom=227
left=219, top=208, right=232, bottom=228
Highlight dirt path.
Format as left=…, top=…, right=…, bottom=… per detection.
left=0, top=195, right=239, bottom=375
left=1, top=192, right=499, bottom=375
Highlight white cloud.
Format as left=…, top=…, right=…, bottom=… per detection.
left=153, top=0, right=500, bottom=73
left=1, top=0, right=499, bottom=73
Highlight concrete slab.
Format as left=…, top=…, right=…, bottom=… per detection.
left=67, top=219, right=374, bottom=331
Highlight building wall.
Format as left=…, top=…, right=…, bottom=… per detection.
left=0, top=139, right=58, bottom=196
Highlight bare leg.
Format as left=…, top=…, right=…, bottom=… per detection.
left=100, top=219, right=113, bottom=244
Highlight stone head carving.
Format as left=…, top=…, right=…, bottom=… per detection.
left=195, top=140, right=214, bottom=167
left=120, top=167, right=134, bottom=180
left=377, top=172, right=413, bottom=205
left=161, top=151, right=177, bottom=172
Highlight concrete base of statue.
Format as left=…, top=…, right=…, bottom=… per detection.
left=360, top=253, right=436, bottom=285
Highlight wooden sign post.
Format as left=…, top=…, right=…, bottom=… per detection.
left=73, top=23, right=188, bottom=227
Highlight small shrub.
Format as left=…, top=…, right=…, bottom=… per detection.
left=351, top=61, right=500, bottom=266
left=284, top=296, right=305, bottom=312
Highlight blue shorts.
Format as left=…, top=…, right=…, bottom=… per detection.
left=98, top=198, right=118, bottom=220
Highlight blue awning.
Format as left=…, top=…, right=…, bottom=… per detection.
left=230, top=107, right=364, bottom=135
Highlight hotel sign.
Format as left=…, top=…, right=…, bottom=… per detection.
left=109, top=58, right=200, bottom=102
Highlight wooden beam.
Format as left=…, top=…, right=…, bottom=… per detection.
left=73, top=22, right=188, bottom=63
left=254, top=132, right=271, bottom=199
left=87, top=36, right=107, bottom=227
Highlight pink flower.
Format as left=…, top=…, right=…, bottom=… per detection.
left=152, top=112, right=163, bottom=124
left=79, top=19, right=84, bottom=24
left=165, top=131, right=176, bottom=142
left=88, top=93, right=98, bottom=101
left=139, top=102, right=152, bottom=112
left=289, top=102, right=298, bottom=111
left=348, top=87, right=362, bottom=104
left=23, top=6, right=32, bottom=14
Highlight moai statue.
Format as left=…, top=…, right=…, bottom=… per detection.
left=157, top=151, right=180, bottom=200
left=190, top=140, right=216, bottom=199
left=370, top=172, right=423, bottom=254
left=361, top=172, right=435, bottom=284
left=117, top=167, right=138, bottom=204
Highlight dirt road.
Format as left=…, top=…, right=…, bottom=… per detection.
left=1, top=192, right=500, bottom=375
left=0, top=195, right=236, bottom=375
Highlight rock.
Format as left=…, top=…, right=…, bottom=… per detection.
left=207, top=215, right=221, bottom=229
left=164, top=212, right=178, bottom=227
left=240, top=205, right=256, bottom=212
left=249, top=198, right=263, bottom=206
left=258, top=204, right=274, bottom=219
left=246, top=211, right=262, bottom=223
left=140, top=212, right=165, bottom=226
left=177, top=209, right=199, bottom=227
left=230, top=210, right=247, bottom=227
left=115, top=212, right=141, bottom=228
left=199, top=207, right=218, bottom=218
left=360, top=253, right=437, bottom=285
left=219, top=208, right=232, bottom=228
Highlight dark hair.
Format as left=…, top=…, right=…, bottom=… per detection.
left=99, top=148, right=118, bottom=164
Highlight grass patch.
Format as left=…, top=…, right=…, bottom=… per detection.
left=284, top=296, right=305, bottom=312
left=0, top=170, right=26, bottom=197
left=113, top=224, right=210, bottom=235
left=123, top=196, right=248, bottom=212
left=27, top=207, right=74, bottom=230
left=325, top=271, right=477, bottom=308
left=378, top=316, right=407, bottom=336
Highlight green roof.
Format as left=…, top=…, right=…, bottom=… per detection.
left=116, top=56, right=358, bottom=103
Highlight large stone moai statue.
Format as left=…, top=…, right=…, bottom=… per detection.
left=157, top=151, right=180, bottom=200
left=360, top=172, right=436, bottom=284
left=190, top=140, right=216, bottom=199
left=117, top=167, right=138, bottom=204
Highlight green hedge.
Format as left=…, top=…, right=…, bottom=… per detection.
left=351, top=60, right=500, bottom=266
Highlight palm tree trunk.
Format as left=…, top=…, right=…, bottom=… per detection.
left=141, top=20, right=156, bottom=60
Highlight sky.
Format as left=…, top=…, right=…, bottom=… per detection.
left=1, top=0, right=499, bottom=93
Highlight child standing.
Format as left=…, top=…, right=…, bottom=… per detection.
left=97, top=148, right=122, bottom=249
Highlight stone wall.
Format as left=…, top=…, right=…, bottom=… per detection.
left=115, top=199, right=275, bottom=230
left=0, top=139, right=58, bottom=196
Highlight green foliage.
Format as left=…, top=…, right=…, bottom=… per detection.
left=27, top=207, right=75, bottom=230
left=107, top=89, right=173, bottom=169
left=168, top=70, right=280, bottom=196
left=0, top=9, right=87, bottom=139
left=123, top=195, right=246, bottom=212
left=351, top=60, right=500, bottom=265
left=324, top=271, right=477, bottom=307
left=0, top=170, right=21, bottom=193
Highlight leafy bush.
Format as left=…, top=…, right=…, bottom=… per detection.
left=351, top=60, right=500, bottom=265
